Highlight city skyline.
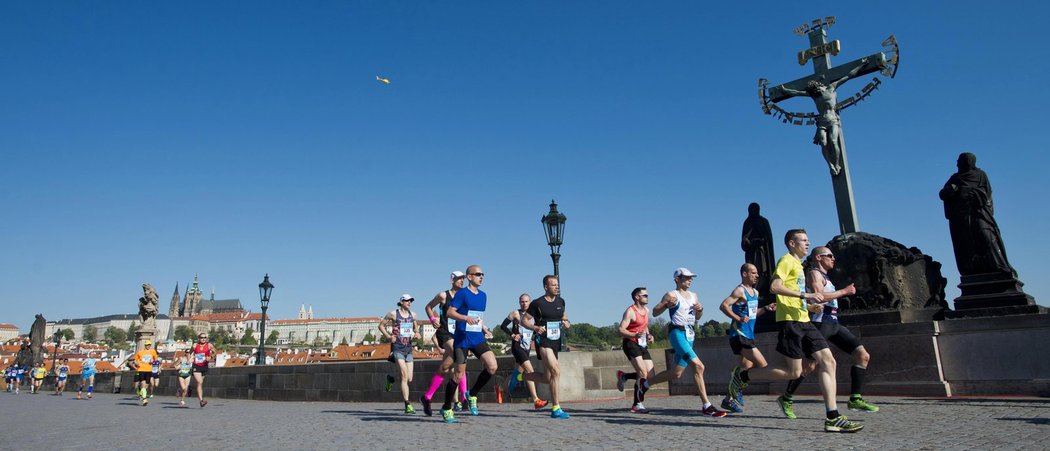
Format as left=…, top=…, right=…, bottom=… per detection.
left=3, top=2, right=1047, bottom=331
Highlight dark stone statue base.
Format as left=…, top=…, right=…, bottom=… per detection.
left=947, top=272, right=1044, bottom=318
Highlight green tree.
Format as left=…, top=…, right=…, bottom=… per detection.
left=82, top=325, right=98, bottom=342
left=240, top=327, right=258, bottom=346
left=104, top=326, right=127, bottom=344
left=127, top=322, right=139, bottom=338
left=174, top=325, right=196, bottom=342
left=61, top=328, right=75, bottom=341
left=362, top=332, right=376, bottom=343
left=490, top=325, right=509, bottom=344
left=209, top=328, right=232, bottom=346
left=339, top=336, right=349, bottom=346
left=266, top=330, right=279, bottom=345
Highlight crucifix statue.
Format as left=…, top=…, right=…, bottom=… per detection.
left=759, top=17, right=900, bottom=234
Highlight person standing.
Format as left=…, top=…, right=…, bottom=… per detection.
left=77, top=357, right=96, bottom=399
left=521, top=275, right=572, bottom=419
left=381, top=294, right=419, bottom=414
left=718, top=263, right=775, bottom=412
left=615, top=287, right=655, bottom=414
left=133, top=340, right=159, bottom=405
left=420, top=271, right=467, bottom=416
left=639, top=268, right=726, bottom=417
left=499, top=294, right=548, bottom=409
left=190, top=333, right=215, bottom=408
left=441, top=265, right=498, bottom=423
left=728, top=229, right=863, bottom=432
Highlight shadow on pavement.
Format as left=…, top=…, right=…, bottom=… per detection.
left=998, top=417, right=1050, bottom=425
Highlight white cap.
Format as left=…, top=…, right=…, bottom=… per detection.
left=450, top=271, right=466, bottom=279
left=399, top=294, right=414, bottom=302
left=673, top=267, right=698, bottom=278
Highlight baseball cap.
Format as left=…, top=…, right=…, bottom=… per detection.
left=399, top=294, right=414, bottom=302
left=144, top=340, right=153, bottom=345
left=450, top=271, right=466, bottom=279
left=673, top=267, right=698, bottom=278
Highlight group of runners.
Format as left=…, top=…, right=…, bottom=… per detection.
left=5, top=357, right=89, bottom=397
left=380, top=230, right=879, bottom=433
left=126, top=335, right=216, bottom=407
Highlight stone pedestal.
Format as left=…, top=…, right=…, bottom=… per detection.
left=135, top=328, right=157, bottom=352
left=947, top=272, right=1044, bottom=318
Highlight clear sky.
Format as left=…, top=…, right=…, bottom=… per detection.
left=2, top=2, right=1047, bottom=331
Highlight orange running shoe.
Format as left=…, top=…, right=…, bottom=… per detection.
left=534, top=399, right=549, bottom=409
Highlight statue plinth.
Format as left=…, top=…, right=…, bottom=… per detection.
left=946, top=272, right=1044, bottom=318
left=135, top=328, right=158, bottom=352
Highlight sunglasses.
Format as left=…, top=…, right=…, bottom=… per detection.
left=470, top=273, right=485, bottom=277
left=819, top=253, right=835, bottom=259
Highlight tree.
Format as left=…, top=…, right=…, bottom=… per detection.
left=82, top=325, right=98, bottom=342
left=127, top=322, right=139, bottom=338
left=103, top=326, right=128, bottom=348
left=174, top=325, right=196, bottom=342
left=339, top=336, right=349, bottom=346
left=266, top=330, right=279, bottom=345
left=362, top=332, right=376, bottom=344
left=61, top=328, right=75, bottom=341
left=209, top=328, right=232, bottom=346
left=240, top=328, right=258, bottom=346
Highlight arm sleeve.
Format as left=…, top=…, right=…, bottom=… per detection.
left=499, top=317, right=514, bottom=335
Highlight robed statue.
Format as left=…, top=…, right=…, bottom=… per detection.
left=939, top=152, right=1015, bottom=276
left=741, top=203, right=776, bottom=297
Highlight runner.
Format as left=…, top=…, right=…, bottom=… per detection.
left=133, top=340, right=159, bottom=405
left=638, top=268, right=726, bottom=417
left=728, top=229, right=863, bottom=432
left=190, top=333, right=216, bottom=408
left=175, top=354, right=193, bottom=407
left=615, top=287, right=655, bottom=413
left=55, top=358, right=71, bottom=396
left=5, top=365, right=16, bottom=392
left=499, top=294, right=548, bottom=409
left=420, top=271, right=467, bottom=416
left=718, top=263, right=775, bottom=412
left=30, top=362, right=46, bottom=394
left=381, top=294, right=419, bottom=414
left=783, top=246, right=878, bottom=413
left=77, top=356, right=97, bottom=399
left=521, top=275, right=572, bottom=419
left=149, top=355, right=162, bottom=398
left=440, top=265, right=499, bottom=423
left=15, top=363, right=26, bottom=394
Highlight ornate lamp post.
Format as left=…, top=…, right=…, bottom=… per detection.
left=541, top=200, right=567, bottom=351
left=256, top=274, right=274, bottom=365
left=51, top=330, right=62, bottom=375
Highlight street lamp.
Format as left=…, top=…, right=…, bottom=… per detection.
left=541, top=200, right=568, bottom=352
left=256, top=274, right=274, bottom=365
left=541, top=199, right=567, bottom=277
left=51, top=330, right=62, bottom=376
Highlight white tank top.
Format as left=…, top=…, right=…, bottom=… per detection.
left=811, top=271, right=836, bottom=323
left=669, top=290, right=698, bottom=326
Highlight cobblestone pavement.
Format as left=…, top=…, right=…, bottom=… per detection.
left=1, top=391, right=1047, bottom=450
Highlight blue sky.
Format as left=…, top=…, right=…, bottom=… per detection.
left=2, top=2, right=1047, bottom=331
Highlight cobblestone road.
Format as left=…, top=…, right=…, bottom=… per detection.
left=1, top=391, right=1047, bottom=450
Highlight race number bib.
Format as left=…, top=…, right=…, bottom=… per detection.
left=638, top=334, right=648, bottom=348
left=399, top=321, right=414, bottom=338
left=194, top=353, right=206, bottom=364
left=521, top=329, right=533, bottom=350
left=142, top=355, right=153, bottom=363
left=685, top=326, right=695, bottom=341
left=447, top=318, right=456, bottom=333
left=747, top=299, right=759, bottom=319
left=465, top=311, right=484, bottom=332
left=546, top=322, right=561, bottom=340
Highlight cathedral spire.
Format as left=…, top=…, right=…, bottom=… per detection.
left=169, top=282, right=181, bottom=318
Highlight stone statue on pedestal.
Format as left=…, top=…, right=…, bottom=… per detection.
left=939, top=152, right=1015, bottom=276
left=136, top=283, right=159, bottom=350
left=741, top=203, right=775, bottom=300
left=29, top=314, right=46, bottom=366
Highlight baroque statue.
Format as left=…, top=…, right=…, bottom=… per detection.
left=939, top=152, right=1015, bottom=276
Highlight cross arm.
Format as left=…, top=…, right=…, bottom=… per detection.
left=766, top=52, right=888, bottom=103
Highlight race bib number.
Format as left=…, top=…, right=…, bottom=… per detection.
left=194, top=353, right=206, bottom=364
left=546, top=322, right=561, bottom=340
left=521, top=329, right=533, bottom=350
left=747, top=299, right=759, bottom=319
left=638, top=334, right=648, bottom=348
left=465, top=311, right=484, bottom=332
left=142, top=355, right=153, bottom=363
left=399, top=321, right=414, bottom=338
left=685, top=326, right=695, bottom=341
left=447, top=318, right=456, bottom=333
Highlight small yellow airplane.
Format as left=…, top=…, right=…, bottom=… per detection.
left=376, top=75, right=391, bottom=85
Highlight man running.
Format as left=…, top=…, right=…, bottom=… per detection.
left=420, top=271, right=467, bottom=416
left=718, top=263, right=775, bottom=412
left=779, top=246, right=878, bottom=413
left=149, top=355, right=162, bottom=398
left=133, top=340, right=159, bottom=405
left=441, top=265, right=498, bottom=423
left=615, top=287, right=655, bottom=414
left=30, top=362, right=46, bottom=394
left=728, top=229, right=863, bottom=432
left=639, top=268, right=726, bottom=417
left=55, top=359, right=71, bottom=396
left=499, top=294, right=548, bottom=409
left=521, top=275, right=572, bottom=419
left=381, top=294, right=419, bottom=414
left=78, top=356, right=96, bottom=399
left=190, top=333, right=215, bottom=408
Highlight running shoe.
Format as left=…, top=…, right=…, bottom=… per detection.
left=76, top=392, right=82, bottom=400
left=631, top=403, right=650, bottom=414
left=551, top=408, right=570, bottom=419
left=441, top=408, right=457, bottom=423
left=727, top=366, right=747, bottom=401
left=149, top=393, right=154, bottom=398
left=468, top=396, right=479, bottom=416
left=721, top=397, right=744, bottom=413
left=405, top=404, right=415, bottom=414
left=200, top=399, right=208, bottom=408
left=701, top=405, right=727, bottom=417
left=87, top=393, right=92, bottom=399
left=825, top=415, right=863, bottom=433
left=616, top=370, right=626, bottom=392
left=420, top=395, right=433, bottom=417
left=141, top=397, right=148, bottom=406
left=736, top=389, right=746, bottom=406
left=453, top=401, right=463, bottom=412
left=179, top=400, right=185, bottom=407
left=847, top=397, right=880, bottom=412
left=384, top=374, right=395, bottom=392
left=533, top=399, right=549, bottom=409
left=777, top=395, right=797, bottom=419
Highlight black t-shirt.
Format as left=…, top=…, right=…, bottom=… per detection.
left=527, top=295, right=566, bottom=348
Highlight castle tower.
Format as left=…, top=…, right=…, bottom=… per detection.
left=299, top=304, right=307, bottom=320
left=169, top=282, right=181, bottom=318
left=308, top=305, right=314, bottom=320
left=184, top=274, right=203, bottom=316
